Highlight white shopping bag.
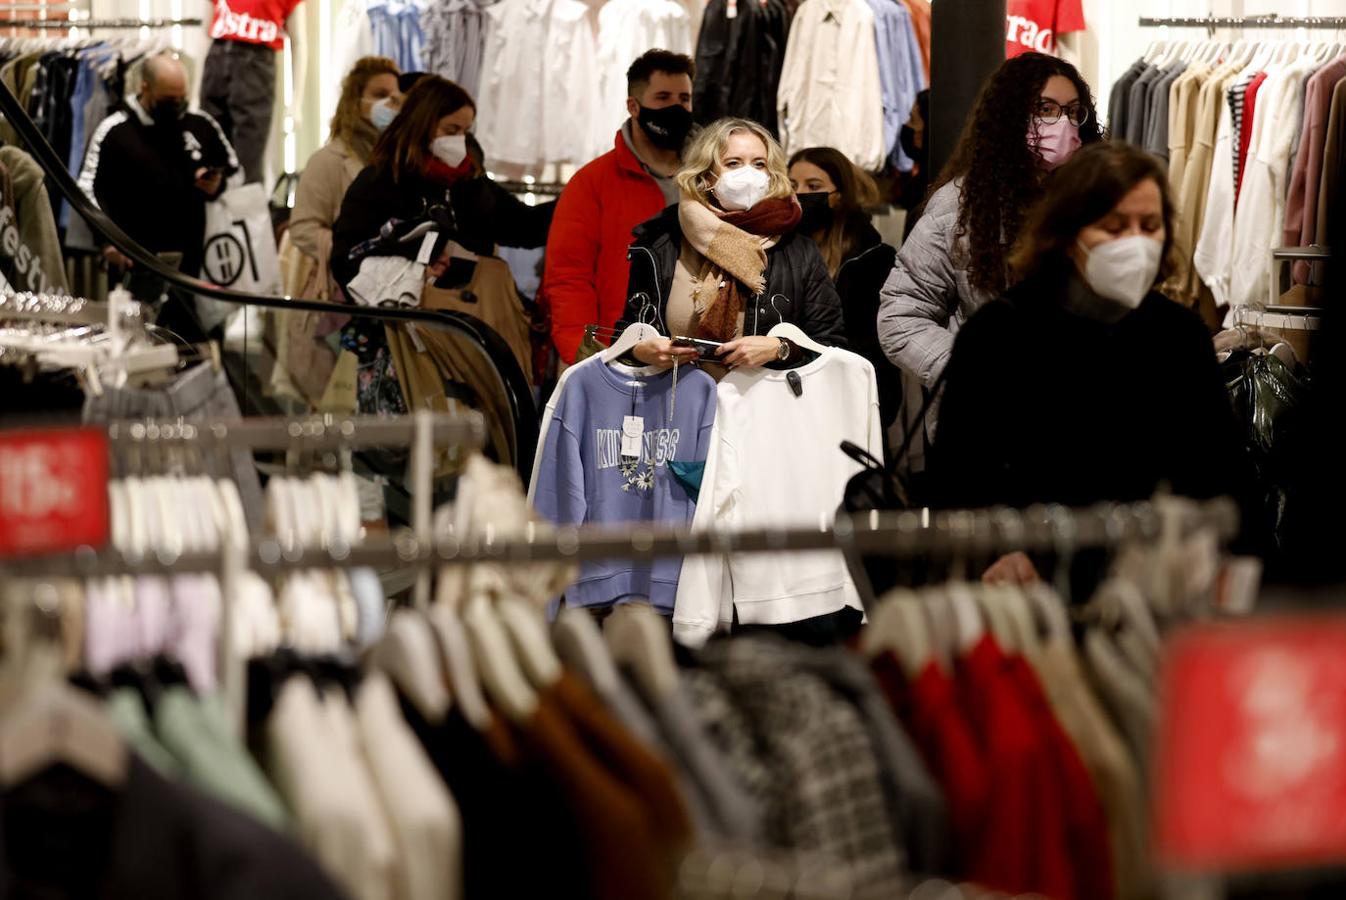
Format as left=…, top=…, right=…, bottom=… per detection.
left=198, top=182, right=282, bottom=332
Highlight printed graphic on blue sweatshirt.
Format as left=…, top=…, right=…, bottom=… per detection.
left=596, top=427, right=681, bottom=492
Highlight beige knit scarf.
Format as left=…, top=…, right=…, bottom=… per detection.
left=676, top=194, right=800, bottom=341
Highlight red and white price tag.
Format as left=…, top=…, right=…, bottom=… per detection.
left=0, top=427, right=109, bottom=558
left=1156, top=617, right=1346, bottom=873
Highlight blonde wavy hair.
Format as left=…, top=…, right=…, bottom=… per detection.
left=329, top=56, right=400, bottom=157
left=675, top=118, right=794, bottom=205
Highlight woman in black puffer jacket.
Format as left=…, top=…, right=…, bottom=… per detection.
left=331, top=76, right=553, bottom=291
left=615, top=117, right=845, bottom=371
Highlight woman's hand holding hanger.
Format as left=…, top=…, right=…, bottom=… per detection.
left=718, top=335, right=788, bottom=369
left=632, top=338, right=700, bottom=368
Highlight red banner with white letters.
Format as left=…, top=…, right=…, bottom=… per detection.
left=1156, top=617, right=1346, bottom=872
left=0, top=427, right=109, bottom=558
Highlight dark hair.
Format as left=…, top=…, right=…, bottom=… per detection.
left=788, top=146, right=880, bottom=277
left=934, top=52, right=1104, bottom=295
left=398, top=71, right=429, bottom=94
left=626, top=50, right=696, bottom=99
left=1009, top=141, right=1177, bottom=287
left=370, top=76, right=478, bottom=183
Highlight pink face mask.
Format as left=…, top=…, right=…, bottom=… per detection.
left=1031, top=117, right=1081, bottom=170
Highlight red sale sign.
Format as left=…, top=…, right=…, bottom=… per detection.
left=1155, top=617, right=1346, bottom=873
left=0, top=427, right=110, bottom=558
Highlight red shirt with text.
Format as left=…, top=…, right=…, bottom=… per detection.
left=209, top=0, right=302, bottom=50
left=1006, top=0, right=1085, bottom=57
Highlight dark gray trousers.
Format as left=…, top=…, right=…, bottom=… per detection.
left=200, top=39, right=276, bottom=185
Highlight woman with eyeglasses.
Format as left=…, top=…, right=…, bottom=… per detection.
left=876, top=52, right=1102, bottom=432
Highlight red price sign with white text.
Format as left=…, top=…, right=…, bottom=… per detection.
left=1156, top=617, right=1346, bottom=873
left=0, top=427, right=109, bottom=558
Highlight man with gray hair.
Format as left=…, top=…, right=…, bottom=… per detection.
left=78, top=52, right=239, bottom=287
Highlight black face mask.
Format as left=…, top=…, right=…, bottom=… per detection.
left=796, top=191, right=835, bottom=233
left=899, top=125, right=924, bottom=166
left=150, top=98, right=186, bottom=126
left=637, top=103, right=694, bottom=151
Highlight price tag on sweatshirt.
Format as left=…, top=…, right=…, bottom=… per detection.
left=416, top=231, right=440, bottom=265
left=621, top=416, right=644, bottom=459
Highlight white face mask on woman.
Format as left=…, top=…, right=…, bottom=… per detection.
left=714, top=166, right=770, bottom=211
left=430, top=134, right=468, bottom=168
left=1077, top=235, right=1162, bottom=308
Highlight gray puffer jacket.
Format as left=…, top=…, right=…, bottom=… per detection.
left=876, top=180, right=996, bottom=391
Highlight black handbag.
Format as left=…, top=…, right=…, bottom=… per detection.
left=838, top=369, right=946, bottom=597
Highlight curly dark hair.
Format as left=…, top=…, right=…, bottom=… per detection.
left=933, top=52, right=1103, bottom=296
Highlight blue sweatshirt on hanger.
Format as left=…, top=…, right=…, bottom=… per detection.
left=533, top=360, right=717, bottom=613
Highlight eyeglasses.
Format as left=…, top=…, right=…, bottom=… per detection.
left=1034, top=98, right=1090, bottom=127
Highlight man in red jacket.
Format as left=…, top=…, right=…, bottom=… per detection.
left=544, top=49, right=695, bottom=364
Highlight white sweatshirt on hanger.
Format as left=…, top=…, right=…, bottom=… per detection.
left=672, top=348, right=881, bottom=648
left=1230, top=57, right=1318, bottom=310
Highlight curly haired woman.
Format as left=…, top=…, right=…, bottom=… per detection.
left=876, top=52, right=1103, bottom=429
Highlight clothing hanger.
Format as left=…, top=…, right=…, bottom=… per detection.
left=496, top=595, right=562, bottom=689
left=370, top=609, right=451, bottom=723
left=426, top=601, right=493, bottom=732
left=552, top=607, right=623, bottom=698
left=1102, top=578, right=1161, bottom=659
left=1025, top=582, right=1072, bottom=646
left=995, top=584, right=1042, bottom=663
left=604, top=602, right=680, bottom=702
left=0, top=583, right=128, bottom=789
left=919, top=587, right=956, bottom=672
left=943, top=581, right=986, bottom=654
left=766, top=320, right=828, bottom=356
left=463, top=590, right=539, bottom=722
left=974, top=584, right=1017, bottom=652
left=601, top=320, right=661, bottom=364
left=861, top=588, right=934, bottom=679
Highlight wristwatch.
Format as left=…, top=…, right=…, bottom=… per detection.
left=775, top=338, right=792, bottom=362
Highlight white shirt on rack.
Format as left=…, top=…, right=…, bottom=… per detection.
left=1193, top=72, right=1242, bottom=309
left=672, top=348, right=881, bottom=648
left=776, top=0, right=886, bottom=172
left=1229, top=55, right=1318, bottom=311
left=474, top=0, right=602, bottom=169
left=593, top=0, right=693, bottom=149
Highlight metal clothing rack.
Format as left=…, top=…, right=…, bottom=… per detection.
left=1138, top=14, right=1346, bottom=30
left=0, top=15, right=201, bottom=27
left=104, top=412, right=486, bottom=455
left=0, top=496, right=1237, bottom=734
left=1269, top=245, right=1332, bottom=306
left=0, top=288, right=180, bottom=384
left=4, top=497, right=1241, bottom=578
left=0, top=291, right=108, bottom=327
left=105, top=410, right=488, bottom=607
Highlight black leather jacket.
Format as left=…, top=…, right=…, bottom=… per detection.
left=693, top=0, right=789, bottom=135
left=615, top=205, right=846, bottom=348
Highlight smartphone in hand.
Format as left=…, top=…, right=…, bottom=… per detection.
left=672, top=336, right=725, bottom=359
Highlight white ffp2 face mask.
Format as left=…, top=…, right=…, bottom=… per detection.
left=1078, top=235, right=1162, bottom=309
left=430, top=134, right=468, bottom=168
left=714, top=166, right=770, bottom=211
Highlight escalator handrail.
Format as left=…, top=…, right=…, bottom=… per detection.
left=0, top=84, right=538, bottom=477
